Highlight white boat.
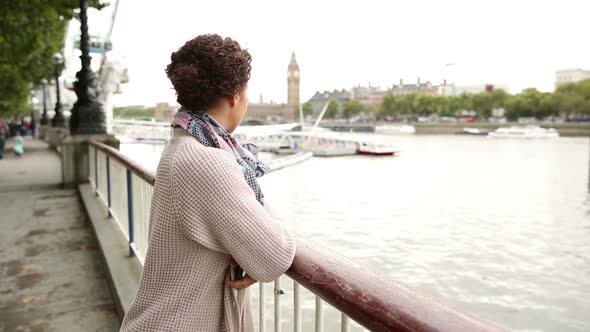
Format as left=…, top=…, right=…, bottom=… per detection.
left=461, top=128, right=488, bottom=136
left=314, top=139, right=359, bottom=156
left=357, top=142, right=399, bottom=156
left=487, top=126, right=559, bottom=138
left=375, top=124, right=416, bottom=134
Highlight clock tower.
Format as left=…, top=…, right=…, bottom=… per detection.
left=287, top=52, right=300, bottom=107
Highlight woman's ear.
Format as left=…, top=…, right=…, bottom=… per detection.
left=226, top=94, right=239, bottom=107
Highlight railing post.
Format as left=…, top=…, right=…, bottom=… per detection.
left=94, top=147, right=98, bottom=196
left=106, top=155, right=112, bottom=217
left=86, top=144, right=90, bottom=181
left=294, top=281, right=301, bottom=332
left=126, top=169, right=135, bottom=257
left=274, top=278, right=282, bottom=332
left=341, top=313, right=350, bottom=332
left=315, top=296, right=324, bottom=332
left=259, top=283, right=266, bottom=332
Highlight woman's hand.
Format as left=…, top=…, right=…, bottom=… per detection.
left=226, top=275, right=258, bottom=289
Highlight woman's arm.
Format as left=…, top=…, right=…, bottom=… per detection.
left=173, top=143, right=296, bottom=283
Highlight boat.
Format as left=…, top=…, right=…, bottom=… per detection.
left=301, top=135, right=358, bottom=157
left=375, top=124, right=416, bottom=134
left=487, top=126, right=559, bottom=138
left=357, top=142, right=399, bottom=156
left=461, top=128, right=489, bottom=136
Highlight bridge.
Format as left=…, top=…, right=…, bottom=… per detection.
left=0, top=127, right=504, bottom=331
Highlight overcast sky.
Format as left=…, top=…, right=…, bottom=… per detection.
left=86, top=0, right=590, bottom=107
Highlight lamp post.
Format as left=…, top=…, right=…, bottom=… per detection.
left=40, top=79, right=49, bottom=125
left=41, top=79, right=49, bottom=126
left=69, top=0, right=106, bottom=134
left=52, top=53, right=66, bottom=127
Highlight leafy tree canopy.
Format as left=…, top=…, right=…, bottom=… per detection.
left=0, top=1, right=107, bottom=116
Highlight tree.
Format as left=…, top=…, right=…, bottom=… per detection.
left=537, top=93, right=559, bottom=119
left=302, top=102, right=313, bottom=117
left=324, top=99, right=339, bottom=118
left=504, top=88, right=543, bottom=120
left=430, top=95, right=448, bottom=116
left=555, top=93, right=586, bottom=117
left=556, top=79, right=590, bottom=117
left=377, top=80, right=590, bottom=121
left=0, top=1, right=107, bottom=116
left=471, top=92, right=493, bottom=119
left=343, top=99, right=364, bottom=119
left=379, top=93, right=399, bottom=116
left=413, top=94, right=437, bottom=115
left=445, top=96, right=463, bottom=116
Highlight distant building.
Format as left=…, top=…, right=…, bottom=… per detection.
left=555, top=68, right=590, bottom=90
left=350, top=84, right=380, bottom=99
left=360, top=91, right=386, bottom=108
left=287, top=52, right=300, bottom=107
left=246, top=101, right=293, bottom=121
left=439, top=84, right=510, bottom=96
left=389, top=78, right=437, bottom=96
left=349, top=84, right=384, bottom=109
left=308, top=89, right=352, bottom=114
left=155, top=102, right=178, bottom=122
left=246, top=52, right=301, bottom=121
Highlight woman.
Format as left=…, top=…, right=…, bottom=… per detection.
left=120, top=34, right=296, bottom=331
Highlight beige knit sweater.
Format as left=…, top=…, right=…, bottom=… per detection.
left=120, top=129, right=296, bottom=332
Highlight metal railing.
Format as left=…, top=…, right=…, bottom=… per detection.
left=86, top=139, right=502, bottom=332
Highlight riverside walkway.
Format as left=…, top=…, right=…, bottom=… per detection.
left=0, top=139, right=119, bottom=331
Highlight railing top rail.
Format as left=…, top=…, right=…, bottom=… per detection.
left=88, top=139, right=502, bottom=332
left=287, top=239, right=503, bottom=332
left=88, top=140, right=155, bottom=186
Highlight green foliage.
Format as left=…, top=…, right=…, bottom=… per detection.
left=325, top=99, right=339, bottom=118
left=294, top=102, right=313, bottom=119
left=114, top=107, right=155, bottom=119
left=302, top=102, right=313, bottom=117
left=377, top=81, right=590, bottom=120
left=343, top=99, right=364, bottom=119
left=0, top=1, right=107, bottom=116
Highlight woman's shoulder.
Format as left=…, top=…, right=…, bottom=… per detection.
left=169, top=130, right=238, bottom=172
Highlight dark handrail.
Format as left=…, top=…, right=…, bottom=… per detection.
left=88, top=140, right=155, bottom=185
left=87, top=139, right=503, bottom=332
left=287, top=239, right=502, bottom=332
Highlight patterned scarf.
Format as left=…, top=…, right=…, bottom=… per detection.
left=172, top=109, right=269, bottom=205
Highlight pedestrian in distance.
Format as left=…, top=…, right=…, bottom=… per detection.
left=13, top=131, right=24, bottom=157
left=0, top=119, right=7, bottom=159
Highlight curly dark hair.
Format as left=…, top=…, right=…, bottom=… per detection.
left=166, top=34, right=252, bottom=110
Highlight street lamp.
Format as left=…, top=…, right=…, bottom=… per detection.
left=52, top=53, right=66, bottom=127
left=69, top=0, right=106, bottom=134
left=40, top=79, right=49, bottom=125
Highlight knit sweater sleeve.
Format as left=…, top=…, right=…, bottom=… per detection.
left=173, top=141, right=296, bottom=283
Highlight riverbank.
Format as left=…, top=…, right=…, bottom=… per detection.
left=410, top=122, right=590, bottom=137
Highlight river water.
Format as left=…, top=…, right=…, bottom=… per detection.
left=120, top=132, right=590, bottom=332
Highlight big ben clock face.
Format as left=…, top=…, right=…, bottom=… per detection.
left=294, top=71, right=299, bottom=78
left=288, top=72, right=292, bottom=78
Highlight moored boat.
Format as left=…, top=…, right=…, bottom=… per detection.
left=488, top=126, right=559, bottom=138
left=357, top=142, right=399, bottom=156
left=375, top=124, right=416, bottom=135
left=461, top=128, right=489, bottom=136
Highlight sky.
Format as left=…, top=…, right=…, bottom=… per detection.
left=83, top=0, right=590, bottom=107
